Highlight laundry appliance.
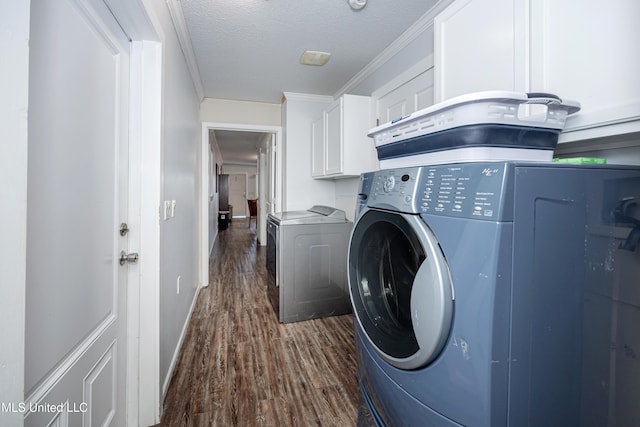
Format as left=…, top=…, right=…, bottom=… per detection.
left=267, top=205, right=352, bottom=323
left=349, top=162, right=640, bottom=426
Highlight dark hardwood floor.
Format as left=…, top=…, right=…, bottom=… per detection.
left=161, top=219, right=359, bottom=426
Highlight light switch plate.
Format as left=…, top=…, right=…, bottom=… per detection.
left=164, top=200, right=171, bottom=220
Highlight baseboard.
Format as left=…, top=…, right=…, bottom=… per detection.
left=161, top=284, right=202, bottom=399
left=209, top=228, right=218, bottom=257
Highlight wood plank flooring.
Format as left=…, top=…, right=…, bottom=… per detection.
left=161, top=219, right=359, bottom=426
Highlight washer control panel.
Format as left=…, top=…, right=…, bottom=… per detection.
left=367, top=163, right=510, bottom=220
left=419, top=163, right=508, bottom=220
left=368, top=168, right=423, bottom=211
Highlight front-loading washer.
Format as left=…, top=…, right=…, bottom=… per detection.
left=349, top=162, right=640, bottom=426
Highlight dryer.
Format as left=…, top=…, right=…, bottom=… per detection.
left=349, top=162, right=640, bottom=426
left=267, top=206, right=352, bottom=323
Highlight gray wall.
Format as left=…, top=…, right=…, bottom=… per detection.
left=150, top=0, right=202, bottom=394
left=282, top=95, right=336, bottom=211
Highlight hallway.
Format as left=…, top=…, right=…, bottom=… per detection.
left=161, top=219, right=359, bottom=426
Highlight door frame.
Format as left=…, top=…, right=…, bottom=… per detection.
left=99, top=1, right=165, bottom=424
left=1, top=2, right=30, bottom=426
left=128, top=39, right=163, bottom=426
left=200, top=122, right=282, bottom=283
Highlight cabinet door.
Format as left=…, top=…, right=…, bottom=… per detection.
left=434, top=0, right=527, bottom=102
left=530, top=0, right=640, bottom=142
left=377, top=68, right=435, bottom=124
left=311, top=114, right=325, bottom=177
left=325, top=100, right=342, bottom=175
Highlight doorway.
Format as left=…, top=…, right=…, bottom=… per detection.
left=200, top=123, right=282, bottom=286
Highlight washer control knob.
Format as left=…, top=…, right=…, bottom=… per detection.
left=383, top=176, right=395, bottom=193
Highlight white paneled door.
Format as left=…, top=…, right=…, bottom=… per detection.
left=25, top=0, right=131, bottom=425
left=229, top=174, right=248, bottom=217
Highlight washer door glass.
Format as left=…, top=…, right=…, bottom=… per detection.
left=349, top=208, right=454, bottom=370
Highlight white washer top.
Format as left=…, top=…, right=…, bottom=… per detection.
left=269, top=205, right=347, bottom=225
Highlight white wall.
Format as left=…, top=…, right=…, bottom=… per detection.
left=0, top=2, right=29, bottom=425
left=555, top=137, right=640, bottom=166
left=201, top=98, right=281, bottom=125
left=282, top=93, right=336, bottom=211
left=335, top=179, right=361, bottom=222
left=146, top=0, right=202, bottom=398
left=221, top=164, right=258, bottom=175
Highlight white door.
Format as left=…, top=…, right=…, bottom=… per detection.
left=310, top=114, right=325, bottom=177
left=228, top=174, right=248, bottom=217
left=324, top=100, right=343, bottom=175
left=25, top=0, right=131, bottom=425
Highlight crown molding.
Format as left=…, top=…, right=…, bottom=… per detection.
left=282, top=92, right=335, bottom=104
left=103, top=0, right=160, bottom=42
left=335, top=0, right=454, bottom=97
left=166, top=0, right=205, bottom=101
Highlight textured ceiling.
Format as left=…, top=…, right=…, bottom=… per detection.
left=180, top=0, right=441, bottom=104
left=212, top=129, right=264, bottom=165
left=181, top=0, right=442, bottom=165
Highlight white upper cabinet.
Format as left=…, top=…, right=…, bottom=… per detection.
left=434, top=0, right=527, bottom=101
left=528, top=0, right=640, bottom=142
left=311, top=94, right=377, bottom=179
left=376, top=66, right=436, bottom=124
left=435, top=0, right=640, bottom=143
left=325, top=100, right=343, bottom=175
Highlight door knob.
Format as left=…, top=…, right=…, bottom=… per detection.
left=119, top=251, right=139, bottom=266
